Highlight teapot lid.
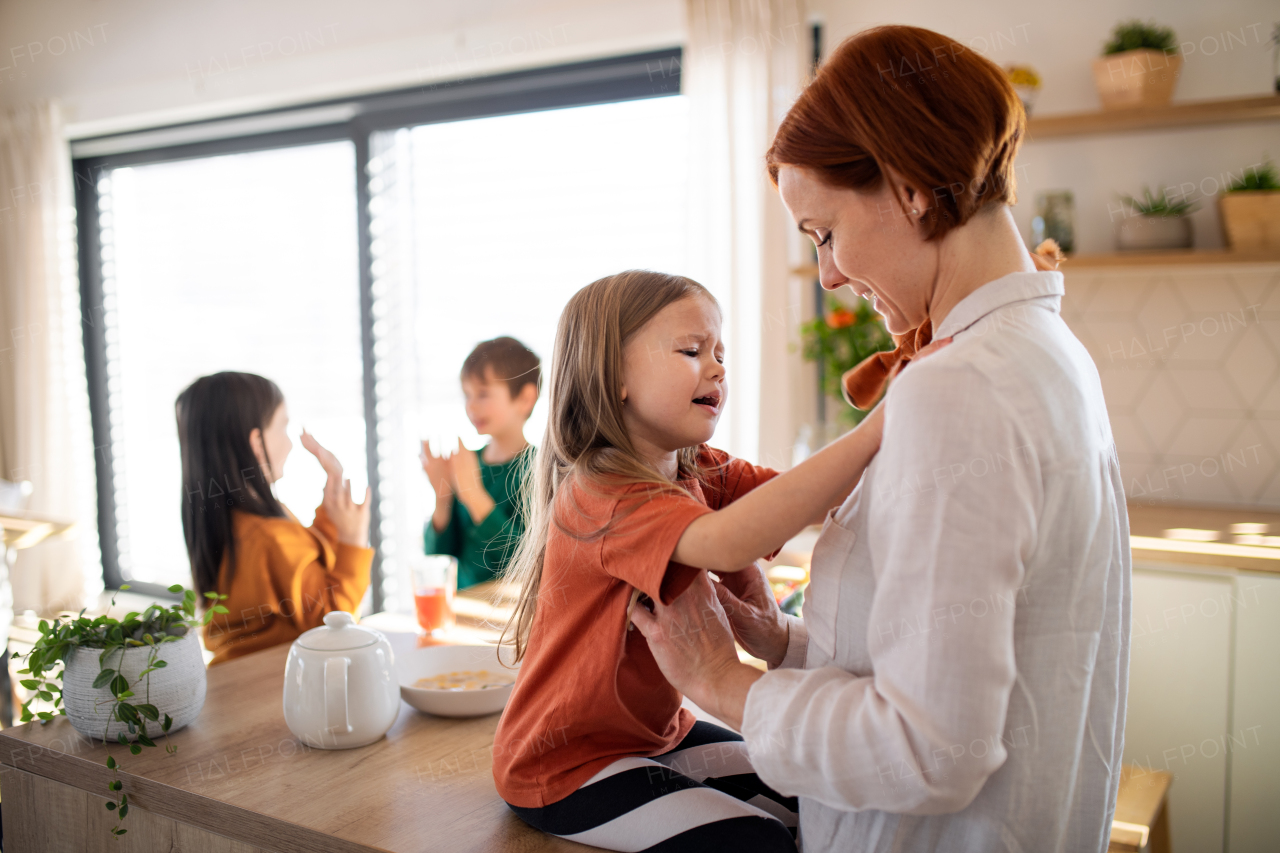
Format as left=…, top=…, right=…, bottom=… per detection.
left=297, top=611, right=380, bottom=651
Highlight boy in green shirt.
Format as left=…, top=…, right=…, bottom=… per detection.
left=421, top=337, right=540, bottom=589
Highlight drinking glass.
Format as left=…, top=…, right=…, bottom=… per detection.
left=411, top=554, right=457, bottom=636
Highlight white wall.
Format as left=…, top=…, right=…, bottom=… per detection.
left=810, top=0, right=1279, bottom=254
left=3, top=0, right=1276, bottom=474
left=0, top=0, right=685, bottom=136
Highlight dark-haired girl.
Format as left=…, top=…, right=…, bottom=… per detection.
left=176, top=371, right=372, bottom=666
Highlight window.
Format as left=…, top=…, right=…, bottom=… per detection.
left=93, top=142, right=366, bottom=591
left=74, top=49, right=683, bottom=607
left=368, top=96, right=690, bottom=612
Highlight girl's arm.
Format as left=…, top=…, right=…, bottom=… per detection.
left=672, top=403, right=883, bottom=573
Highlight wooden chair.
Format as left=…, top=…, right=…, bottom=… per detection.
left=1109, top=765, right=1172, bottom=853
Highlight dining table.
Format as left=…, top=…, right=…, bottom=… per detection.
left=0, top=582, right=591, bottom=853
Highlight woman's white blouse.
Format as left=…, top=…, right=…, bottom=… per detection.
left=743, top=271, right=1131, bottom=852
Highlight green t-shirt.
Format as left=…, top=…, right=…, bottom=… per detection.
left=423, top=447, right=531, bottom=589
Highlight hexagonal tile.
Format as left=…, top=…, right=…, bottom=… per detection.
left=1254, top=380, right=1280, bottom=414
left=1166, top=366, right=1247, bottom=413
left=1136, top=290, right=1191, bottom=355
left=1250, top=417, right=1280, bottom=457
left=1174, top=312, right=1252, bottom=363
left=1061, top=273, right=1101, bottom=313
left=1254, top=270, right=1280, bottom=313
left=1251, top=468, right=1280, bottom=509
left=1109, top=412, right=1155, bottom=455
left=1166, top=416, right=1241, bottom=458
left=1135, top=372, right=1188, bottom=449
left=1218, top=424, right=1274, bottom=502
left=1172, top=273, right=1236, bottom=313
left=1098, top=366, right=1156, bottom=412
left=1254, top=318, right=1280, bottom=353
left=1223, top=326, right=1279, bottom=407
left=1158, top=454, right=1244, bottom=504
left=1227, top=268, right=1280, bottom=311
left=1075, top=319, right=1147, bottom=367
left=1086, top=274, right=1153, bottom=315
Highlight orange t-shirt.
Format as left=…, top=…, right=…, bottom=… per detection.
left=202, top=504, right=373, bottom=666
left=492, top=446, right=778, bottom=807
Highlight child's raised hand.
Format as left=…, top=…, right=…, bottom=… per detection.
left=323, top=475, right=372, bottom=548
left=420, top=439, right=453, bottom=496
left=449, top=439, right=483, bottom=498
left=301, top=429, right=343, bottom=483
left=450, top=440, right=496, bottom=523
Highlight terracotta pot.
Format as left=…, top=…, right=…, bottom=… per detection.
left=1116, top=214, right=1192, bottom=251
left=1092, top=49, right=1182, bottom=110
left=1219, top=191, right=1280, bottom=251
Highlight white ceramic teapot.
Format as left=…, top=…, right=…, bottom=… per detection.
left=283, top=611, right=400, bottom=749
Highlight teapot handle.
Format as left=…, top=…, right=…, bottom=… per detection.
left=325, top=656, right=353, bottom=738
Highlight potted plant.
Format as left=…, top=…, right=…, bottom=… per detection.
left=1115, top=187, right=1199, bottom=251
left=1093, top=20, right=1181, bottom=110
left=1005, top=65, right=1042, bottom=116
left=799, top=294, right=893, bottom=427
left=13, top=583, right=228, bottom=838
left=1219, top=158, right=1280, bottom=251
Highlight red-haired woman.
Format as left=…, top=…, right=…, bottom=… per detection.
left=632, top=25, right=1130, bottom=852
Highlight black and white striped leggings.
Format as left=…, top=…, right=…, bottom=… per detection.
left=508, top=722, right=798, bottom=852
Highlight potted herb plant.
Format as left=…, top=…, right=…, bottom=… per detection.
left=1219, top=158, right=1280, bottom=251
left=1093, top=20, right=1182, bottom=110
left=799, top=294, right=893, bottom=427
left=14, top=583, right=228, bottom=838
left=1115, top=186, right=1198, bottom=251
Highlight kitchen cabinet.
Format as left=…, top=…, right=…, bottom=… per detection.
left=1125, top=567, right=1233, bottom=853
left=1227, top=573, right=1280, bottom=853
left=1125, top=564, right=1280, bottom=853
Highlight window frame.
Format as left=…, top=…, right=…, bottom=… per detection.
left=74, top=48, right=682, bottom=606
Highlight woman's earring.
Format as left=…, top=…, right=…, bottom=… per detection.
left=911, top=208, right=919, bottom=215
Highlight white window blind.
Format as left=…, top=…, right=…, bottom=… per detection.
left=368, top=95, right=694, bottom=612
left=97, top=141, right=367, bottom=589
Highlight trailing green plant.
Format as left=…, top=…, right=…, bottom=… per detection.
left=13, top=583, right=228, bottom=838
left=1103, top=20, right=1177, bottom=55
left=799, top=295, right=894, bottom=426
left=1226, top=158, right=1280, bottom=192
left=1120, top=186, right=1200, bottom=217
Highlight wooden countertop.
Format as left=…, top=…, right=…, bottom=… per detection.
left=1127, top=502, right=1280, bottom=575
left=766, top=503, right=1280, bottom=577
left=0, top=632, right=582, bottom=853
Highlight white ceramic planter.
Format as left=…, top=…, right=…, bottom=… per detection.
left=1116, top=214, right=1193, bottom=251
left=62, top=632, right=207, bottom=743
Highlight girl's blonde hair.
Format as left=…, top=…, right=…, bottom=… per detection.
left=499, top=270, right=719, bottom=661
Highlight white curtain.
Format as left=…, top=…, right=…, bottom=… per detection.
left=685, top=0, right=806, bottom=468
left=0, top=101, right=101, bottom=615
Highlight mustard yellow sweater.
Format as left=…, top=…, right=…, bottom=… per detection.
left=202, top=504, right=373, bottom=666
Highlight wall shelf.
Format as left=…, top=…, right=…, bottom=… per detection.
left=1063, top=249, right=1280, bottom=267
left=1026, top=94, right=1280, bottom=139
left=789, top=249, right=1280, bottom=278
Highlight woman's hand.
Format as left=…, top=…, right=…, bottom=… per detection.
left=630, top=572, right=763, bottom=730
left=303, top=431, right=371, bottom=547
left=713, top=564, right=790, bottom=668
left=420, top=440, right=453, bottom=497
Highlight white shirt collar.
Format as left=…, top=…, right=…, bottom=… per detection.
left=933, top=271, right=1065, bottom=340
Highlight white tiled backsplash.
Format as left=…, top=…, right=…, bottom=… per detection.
left=1060, top=263, right=1280, bottom=509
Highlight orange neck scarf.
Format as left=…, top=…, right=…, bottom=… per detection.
left=841, top=240, right=1064, bottom=411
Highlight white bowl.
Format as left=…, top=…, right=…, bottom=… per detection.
left=397, top=644, right=519, bottom=718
